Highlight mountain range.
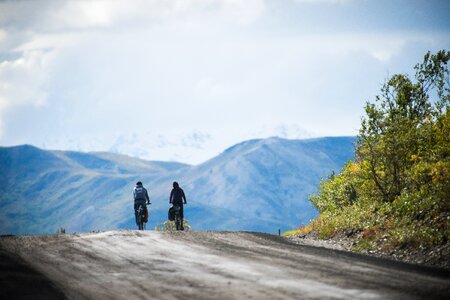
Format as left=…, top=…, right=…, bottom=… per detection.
left=0, top=136, right=355, bottom=235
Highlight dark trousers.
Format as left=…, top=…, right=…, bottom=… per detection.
left=172, top=202, right=184, bottom=218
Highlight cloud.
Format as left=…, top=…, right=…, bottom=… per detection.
left=290, top=32, right=432, bottom=63
left=8, top=0, right=266, bottom=32
left=0, top=30, right=6, bottom=44
left=55, top=1, right=123, bottom=28
left=0, top=0, right=267, bottom=125
left=293, top=0, right=351, bottom=4
left=0, top=0, right=449, bottom=163
left=0, top=49, right=55, bottom=136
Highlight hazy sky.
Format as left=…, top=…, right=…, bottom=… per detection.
left=1, top=0, right=449, bottom=164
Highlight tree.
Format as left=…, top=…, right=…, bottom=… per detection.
left=357, top=50, right=450, bottom=203
left=308, top=50, right=450, bottom=247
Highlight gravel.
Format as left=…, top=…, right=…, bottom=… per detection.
left=1, top=231, right=449, bottom=300
left=287, top=231, right=450, bottom=270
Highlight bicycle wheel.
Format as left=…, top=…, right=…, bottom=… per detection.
left=175, top=214, right=180, bottom=230
left=137, top=206, right=144, bottom=230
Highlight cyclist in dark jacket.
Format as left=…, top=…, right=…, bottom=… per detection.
left=134, top=181, right=150, bottom=224
left=170, top=181, right=187, bottom=230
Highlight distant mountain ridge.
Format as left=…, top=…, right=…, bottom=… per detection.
left=0, top=137, right=355, bottom=235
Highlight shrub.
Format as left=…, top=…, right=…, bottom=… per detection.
left=155, top=220, right=192, bottom=231
left=300, top=50, right=450, bottom=251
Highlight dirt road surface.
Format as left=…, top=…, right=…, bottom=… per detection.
left=1, top=231, right=449, bottom=299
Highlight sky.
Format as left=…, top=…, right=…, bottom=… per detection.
left=0, top=0, right=449, bottom=164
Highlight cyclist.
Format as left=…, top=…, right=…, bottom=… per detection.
left=134, top=181, right=150, bottom=225
left=169, top=181, right=187, bottom=230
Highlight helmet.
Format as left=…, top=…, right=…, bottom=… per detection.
left=173, top=181, right=179, bottom=188
left=136, top=181, right=143, bottom=186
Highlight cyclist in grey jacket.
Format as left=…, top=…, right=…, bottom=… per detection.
left=134, top=181, right=150, bottom=224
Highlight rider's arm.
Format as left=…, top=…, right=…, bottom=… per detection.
left=182, top=189, right=187, bottom=204
left=145, top=189, right=150, bottom=204
left=169, top=189, right=173, bottom=204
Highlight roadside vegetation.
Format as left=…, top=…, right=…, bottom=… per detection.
left=289, top=51, right=450, bottom=255
left=155, top=220, right=192, bottom=232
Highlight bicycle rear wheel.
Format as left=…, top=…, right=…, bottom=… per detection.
left=175, top=215, right=181, bottom=230
left=137, top=206, right=145, bottom=230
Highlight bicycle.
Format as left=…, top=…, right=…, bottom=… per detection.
left=136, top=203, right=149, bottom=230
left=173, top=205, right=182, bottom=231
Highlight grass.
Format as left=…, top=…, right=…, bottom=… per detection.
left=283, top=222, right=314, bottom=237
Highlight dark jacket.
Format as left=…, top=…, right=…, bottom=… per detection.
left=170, top=187, right=186, bottom=205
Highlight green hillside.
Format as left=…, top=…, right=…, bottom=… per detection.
left=289, top=51, right=450, bottom=255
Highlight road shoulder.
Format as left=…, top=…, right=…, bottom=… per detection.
left=0, top=246, right=66, bottom=300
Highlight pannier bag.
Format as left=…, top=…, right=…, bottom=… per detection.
left=168, top=206, right=175, bottom=221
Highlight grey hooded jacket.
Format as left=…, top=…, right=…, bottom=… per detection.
left=134, top=184, right=150, bottom=204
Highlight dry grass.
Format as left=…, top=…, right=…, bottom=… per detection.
left=283, top=222, right=315, bottom=237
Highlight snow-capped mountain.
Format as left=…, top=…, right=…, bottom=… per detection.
left=35, top=123, right=314, bottom=165
left=0, top=136, right=355, bottom=234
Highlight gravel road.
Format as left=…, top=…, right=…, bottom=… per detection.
left=1, top=231, right=449, bottom=299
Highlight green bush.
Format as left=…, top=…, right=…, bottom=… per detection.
left=304, top=50, right=450, bottom=251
